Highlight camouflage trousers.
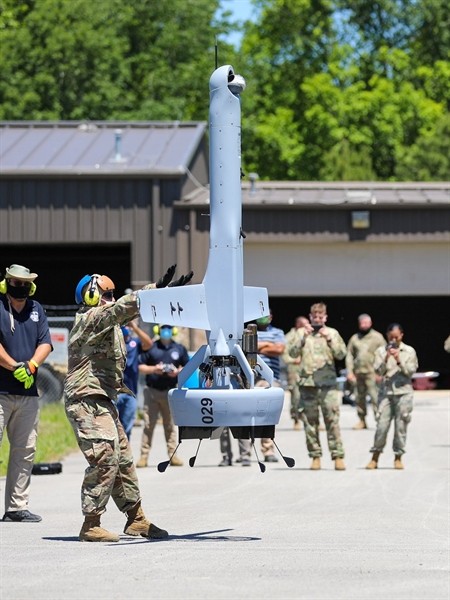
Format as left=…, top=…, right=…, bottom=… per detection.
left=299, top=386, right=345, bottom=459
left=370, top=392, right=413, bottom=456
left=354, top=373, right=379, bottom=419
left=287, top=367, right=300, bottom=421
left=65, top=396, right=140, bottom=516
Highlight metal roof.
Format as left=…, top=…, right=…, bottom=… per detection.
left=0, top=121, right=207, bottom=176
left=180, top=181, right=450, bottom=208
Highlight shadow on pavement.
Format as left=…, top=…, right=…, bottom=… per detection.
left=43, top=528, right=262, bottom=544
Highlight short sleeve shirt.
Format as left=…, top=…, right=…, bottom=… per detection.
left=0, top=295, right=52, bottom=396
left=257, top=325, right=286, bottom=382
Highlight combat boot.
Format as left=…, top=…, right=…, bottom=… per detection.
left=124, top=501, right=168, bottom=539
left=353, top=418, right=367, bottom=430
left=310, top=457, right=321, bottom=470
left=170, top=455, right=184, bottom=466
left=366, top=451, right=380, bottom=470
left=394, top=455, right=404, bottom=470
left=136, top=455, right=148, bottom=468
left=334, top=457, right=346, bottom=471
left=79, top=515, right=119, bottom=543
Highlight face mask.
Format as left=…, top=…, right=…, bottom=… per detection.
left=256, top=317, right=270, bottom=326
left=359, top=328, right=371, bottom=336
left=160, top=328, right=172, bottom=340
left=7, top=282, right=30, bottom=299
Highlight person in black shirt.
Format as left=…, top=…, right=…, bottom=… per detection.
left=0, top=264, right=52, bottom=523
left=136, top=325, right=189, bottom=468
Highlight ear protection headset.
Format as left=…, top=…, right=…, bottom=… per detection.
left=75, top=273, right=115, bottom=305
left=75, top=274, right=100, bottom=305
left=0, top=278, right=36, bottom=296
left=153, top=325, right=178, bottom=336
left=84, top=275, right=100, bottom=306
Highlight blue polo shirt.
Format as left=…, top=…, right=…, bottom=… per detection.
left=0, top=295, right=52, bottom=396
left=140, top=339, right=189, bottom=391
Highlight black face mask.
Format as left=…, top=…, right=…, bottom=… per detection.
left=359, top=328, right=371, bottom=336
left=7, top=282, right=30, bottom=299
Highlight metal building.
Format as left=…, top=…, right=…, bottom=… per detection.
left=0, top=121, right=208, bottom=301
left=1, top=122, right=449, bottom=380
left=175, top=181, right=450, bottom=380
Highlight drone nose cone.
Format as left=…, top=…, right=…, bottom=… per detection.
left=228, top=74, right=246, bottom=95
left=212, top=329, right=231, bottom=356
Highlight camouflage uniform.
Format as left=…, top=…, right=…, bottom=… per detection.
left=64, top=289, right=153, bottom=516
left=283, top=327, right=301, bottom=422
left=288, top=327, right=346, bottom=459
left=444, top=335, right=450, bottom=353
left=346, top=329, right=385, bottom=419
left=371, top=342, right=418, bottom=456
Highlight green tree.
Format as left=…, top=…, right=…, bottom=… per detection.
left=240, top=0, right=336, bottom=179
left=238, top=0, right=448, bottom=180
left=395, top=114, right=450, bottom=180
left=0, top=0, right=236, bottom=120
left=1, top=0, right=448, bottom=181
left=335, top=1, right=449, bottom=78
left=321, top=140, right=376, bottom=181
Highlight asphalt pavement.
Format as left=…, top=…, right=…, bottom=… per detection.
left=1, top=389, right=449, bottom=600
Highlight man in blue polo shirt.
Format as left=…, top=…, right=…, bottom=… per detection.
left=136, top=325, right=189, bottom=468
left=0, top=264, right=52, bottom=523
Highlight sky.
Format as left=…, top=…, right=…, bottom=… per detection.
left=219, top=0, right=258, bottom=47
left=223, top=0, right=255, bottom=21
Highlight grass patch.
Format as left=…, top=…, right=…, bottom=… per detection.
left=0, top=401, right=78, bottom=477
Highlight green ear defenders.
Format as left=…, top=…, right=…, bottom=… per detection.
left=75, top=274, right=100, bottom=306
left=153, top=324, right=178, bottom=336
left=75, top=273, right=115, bottom=306
left=84, top=275, right=100, bottom=306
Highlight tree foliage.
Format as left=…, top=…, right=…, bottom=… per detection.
left=0, top=0, right=448, bottom=180
left=240, top=0, right=449, bottom=180
left=0, top=0, right=236, bottom=120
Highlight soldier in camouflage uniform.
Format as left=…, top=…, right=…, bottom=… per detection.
left=282, top=316, right=309, bottom=430
left=366, top=323, right=418, bottom=470
left=288, top=302, right=347, bottom=471
left=346, top=314, right=385, bottom=430
left=64, top=266, right=192, bottom=542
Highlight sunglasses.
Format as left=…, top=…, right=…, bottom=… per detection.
left=8, top=279, right=32, bottom=287
left=102, top=291, right=115, bottom=300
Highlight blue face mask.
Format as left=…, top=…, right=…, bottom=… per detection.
left=160, top=328, right=172, bottom=340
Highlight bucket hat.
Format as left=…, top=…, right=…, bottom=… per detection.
left=5, top=264, right=38, bottom=281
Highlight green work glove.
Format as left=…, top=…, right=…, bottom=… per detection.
left=13, top=360, right=38, bottom=389
left=23, top=374, right=34, bottom=389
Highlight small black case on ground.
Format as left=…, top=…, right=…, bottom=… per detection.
left=32, top=462, right=62, bottom=475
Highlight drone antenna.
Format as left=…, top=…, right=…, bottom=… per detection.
left=215, top=36, right=218, bottom=69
